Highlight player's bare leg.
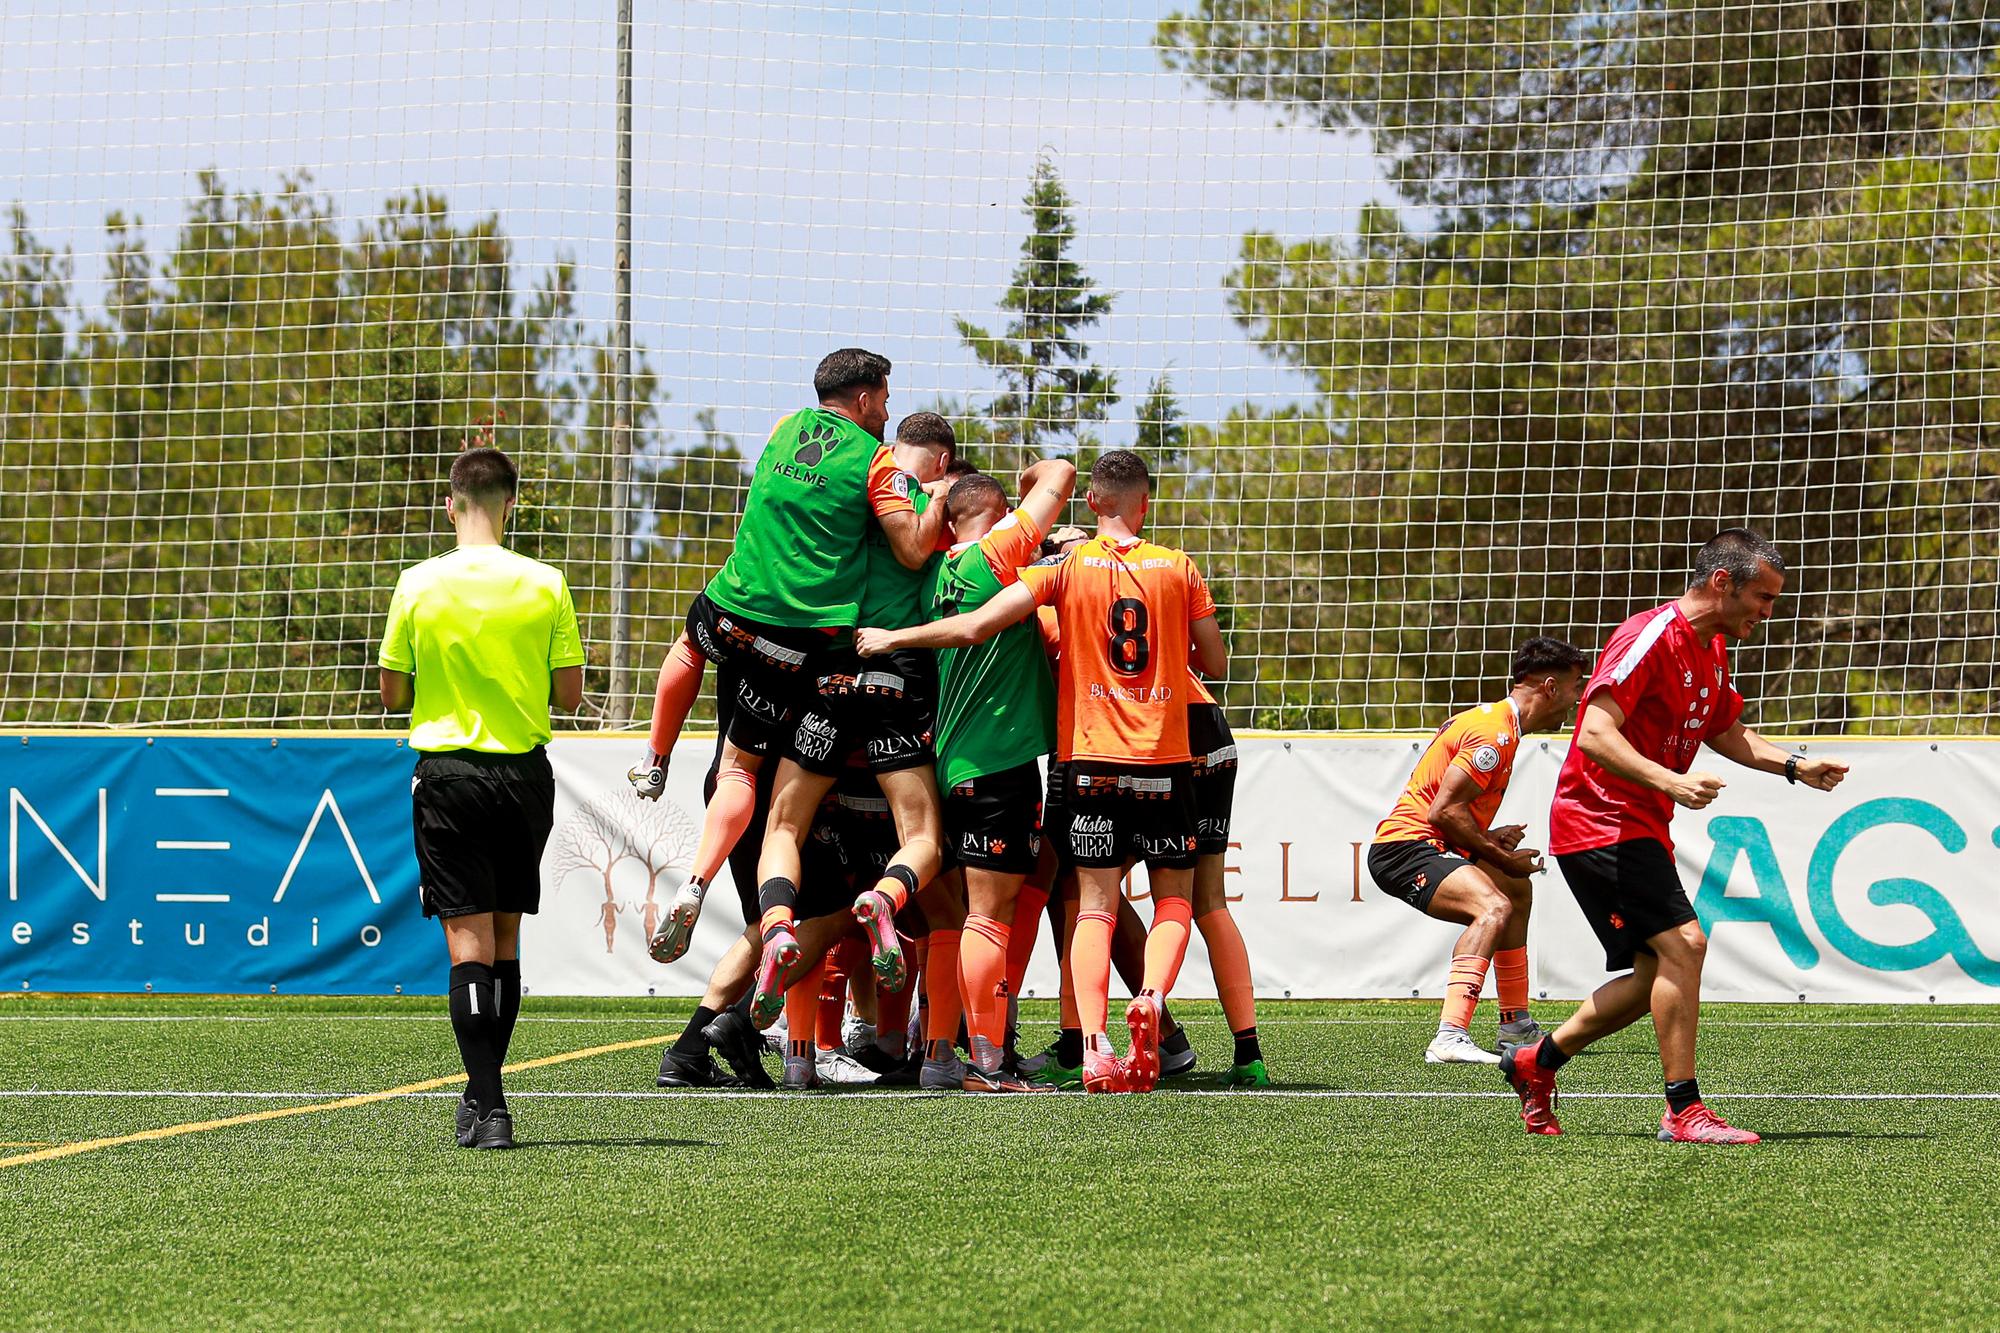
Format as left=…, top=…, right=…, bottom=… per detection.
left=628, top=634, right=707, bottom=798
left=1124, top=866, right=1194, bottom=1093
left=1192, top=851, right=1266, bottom=1087
left=648, top=740, right=765, bottom=966
left=1420, top=865, right=1518, bottom=1065
left=746, top=759, right=839, bottom=1025
left=850, top=764, right=944, bottom=993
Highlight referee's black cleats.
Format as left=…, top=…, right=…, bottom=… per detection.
left=455, top=1094, right=478, bottom=1146
left=702, top=1010, right=777, bottom=1090
left=467, top=1108, right=516, bottom=1150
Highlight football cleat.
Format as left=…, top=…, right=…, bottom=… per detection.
left=1161, top=1027, right=1198, bottom=1079
left=455, top=1094, right=478, bottom=1146
left=1426, top=1026, right=1503, bottom=1065
left=781, top=1054, right=821, bottom=1091
left=814, top=1049, right=879, bottom=1085
left=851, top=888, right=907, bottom=991
left=963, top=1064, right=1058, bottom=1094
left=467, top=1108, right=516, bottom=1150
left=1217, top=1059, right=1271, bottom=1089
left=701, top=1010, right=777, bottom=1090
left=872, top=1055, right=923, bottom=1088
left=841, top=1014, right=876, bottom=1058
left=656, top=1047, right=726, bottom=1089
left=646, top=879, right=707, bottom=965
left=1499, top=1038, right=1563, bottom=1135
left=627, top=753, right=668, bottom=801
left=1081, top=1038, right=1127, bottom=1095
left=1497, top=1015, right=1546, bottom=1048
left=920, top=1048, right=970, bottom=1091
left=748, top=923, right=804, bottom=1028
left=1016, top=1039, right=1061, bottom=1076
left=1029, top=1060, right=1084, bottom=1090
left=1658, top=1102, right=1761, bottom=1145
left=1122, top=989, right=1164, bottom=1092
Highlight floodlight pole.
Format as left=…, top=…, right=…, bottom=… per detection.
left=608, top=0, right=635, bottom=724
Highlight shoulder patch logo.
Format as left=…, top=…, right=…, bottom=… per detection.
left=1471, top=744, right=1502, bottom=773
left=794, top=420, right=840, bottom=466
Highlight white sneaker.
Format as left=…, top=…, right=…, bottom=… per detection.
left=1497, top=1015, right=1545, bottom=1048
left=815, top=1049, right=879, bottom=1085
left=841, top=1015, right=876, bottom=1057
left=1425, top=1026, right=1502, bottom=1065
left=646, top=879, right=705, bottom=965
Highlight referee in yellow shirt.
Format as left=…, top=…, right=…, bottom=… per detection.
left=379, top=446, right=585, bottom=1149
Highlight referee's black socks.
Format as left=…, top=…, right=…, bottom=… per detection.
left=448, top=961, right=506, bottom=1115
left=492, top=958, right=522, bottom=1063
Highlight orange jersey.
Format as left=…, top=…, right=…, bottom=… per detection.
left=1374, top=697, right=1522, bottom=850
left=1187, top=670, right=1216, bottom=707
left=1019, top=534, right=1216, bottom=765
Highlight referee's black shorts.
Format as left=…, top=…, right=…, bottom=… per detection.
left=411, top=748, right=556, bottom=919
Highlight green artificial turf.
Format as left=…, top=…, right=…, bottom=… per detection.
left=1, top=994, right=1996, bottom=1330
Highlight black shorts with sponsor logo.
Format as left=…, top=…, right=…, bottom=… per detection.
left=1188, top=703, right=1238, bottom=857
left=945, top=761, right=1043, bottom=875
left=685, top=591, right=836, bottom=757
left=834, top=773, right=902, bottom=887
left=411, top=748, right=556, bottom=919
left=1064, top=761, right=1198, bottom=870
left=785, top=647, right=936, bottom=776
left=1366, top=838, right=1470, bottom=916
left=1557, top=838, right=1698, bottom=973
left=1043, top=760, right=1071, bottom=872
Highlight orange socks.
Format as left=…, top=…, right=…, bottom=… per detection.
left=647, top=636, right=706, bottom=758
left=1005, top=883, right=1049, bottom=1003
left=1494, top=946, right=1530, bottom=1022
left=923, top=928, right=963, bottom=1052
left=692, top=766, right=758, bottom=886
left=959, top=914, right=1011, bottom=1050
left=817, top=938, right=862, bottom=1051
left=1196, top=907, right=1257, bottom=1035
left=1141, top=896, right=1195, bottom=995
left=875, top=967, right=913, bottom=1058
left=1442, top=954, right=1491, bottom=1032
left=784, top=955, right=827, bottom=1060
left=1071, top=910, right=1115, bottom=1035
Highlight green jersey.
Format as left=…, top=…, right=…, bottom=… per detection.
left=858, top=490, right=943, bottom=630
left=379, top=545, right=585, bottom=754
left=704, top=408, right=896, bottom=628
left=930, top=508, right=1056, bottom=787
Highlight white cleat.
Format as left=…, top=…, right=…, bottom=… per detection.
left=1425, top=1026, right=1503, bottom=1065
left=764, top=1015, right=788, bottom=1056
left=646, top=879, right=706, bottom=965
left=815, top=1049, right=879, bottom=1085
left=627, top=753, right=667, bottom=801
left=841, top=1015, right=876, bottom=1058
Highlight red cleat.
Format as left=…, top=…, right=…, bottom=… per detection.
left=747, top=923, right=803, bottom=1029
left=1658, top=1101, right=1761, bottom=1145
left=1081, top=1038, right=1127, bottom=1094
left=1499, top=1037, right=1563, bottom=1135
left=1122, top=989, right=1164, bottom=1092
left=851, top=888, right=907, bottom=992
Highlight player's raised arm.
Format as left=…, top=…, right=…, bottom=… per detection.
left=1703, top=720, right=1848, bottom=791
left=857, top=580, right=1038, bottom=656
left=1016, top=458, right=1077, bottom=533
left=1575, top=694, right=1725, bottom=810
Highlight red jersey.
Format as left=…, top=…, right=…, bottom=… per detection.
left=1549, top=602, right=1744, bottom=855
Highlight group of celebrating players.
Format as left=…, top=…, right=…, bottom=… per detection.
left=384, top=345, right=1851, bottom=1149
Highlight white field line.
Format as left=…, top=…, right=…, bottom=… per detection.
left=0, top=1088, right=1995, bottom=1103
left=4, top=1015, right=2000, bottom=1029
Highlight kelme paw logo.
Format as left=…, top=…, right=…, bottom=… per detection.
left=794, top=420, right=840, bottom=466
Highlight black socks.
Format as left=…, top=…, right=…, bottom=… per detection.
left=491, top=958, right=522, bottom=1062
left=448, top=961, right=504, bottom=1115
left=1233, top=1027, right=1263, bottom=1066
left=674, top=1004, right=720, bottom=1056
left=1056, top=1028, right=1084, bottom=1068
left=757, top=876, right=798, bottom=917
left=1665, top=1078, right=1702, bottom=1113
left=1539, top=1033, right=1574, bottom=1071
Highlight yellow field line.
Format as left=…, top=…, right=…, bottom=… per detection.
left=0, top=1033, right=673, bottom=1170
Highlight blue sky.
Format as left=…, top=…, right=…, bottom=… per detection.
left=2, top=0, right=1383, bottom=447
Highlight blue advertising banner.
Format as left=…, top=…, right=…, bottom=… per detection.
left=2, top=736, right=432, bottom=993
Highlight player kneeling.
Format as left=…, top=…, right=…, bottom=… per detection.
left=1368, top=638, right=1585, bottom=1064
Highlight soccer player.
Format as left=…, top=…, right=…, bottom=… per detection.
left=1501, top=530, right=1849, bottom=1143
left=378, top=445, right=585, bottom=1149
left=1185, top=672, right=1269, bottom=1087
left=860, top=449, right=1226, bottom=1094
left=745, top=413, right=956, bottom=1028
left=917, top=460, right=1076, bottom=1091
left=1368, top=637, right=1587, bottom=1064
left=629, top=352, right=945, bottom=974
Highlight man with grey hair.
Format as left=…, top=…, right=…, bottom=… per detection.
left=1501, top=528, right=1849, bottom=1144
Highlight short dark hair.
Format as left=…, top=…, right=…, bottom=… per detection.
left=945, top=472, right=1007, bottom=527
left=1692, top=528, right=1786, bottom=590
left=944, top=453, right=978, bottom=477
left=450, top=445, right=518, bottom=505
left=1511, top=636, right=1588, bottom=684
left=814, top=348, right=892, bottom=400
left=1088, top=449, right=1150, bottom=498
left=896, top=411, right=956, bottom=451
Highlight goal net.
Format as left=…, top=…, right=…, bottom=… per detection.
left=4, top=0, right=1994, bottom=733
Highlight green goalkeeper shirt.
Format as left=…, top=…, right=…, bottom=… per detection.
left=929, top=507, right=1056, bottom=788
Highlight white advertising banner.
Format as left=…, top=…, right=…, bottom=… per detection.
left=528, top=735, right=2000, bottom=1004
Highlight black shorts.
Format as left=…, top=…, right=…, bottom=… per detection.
left=411, top=749, right=555, bottom=919
left=1367, top=839, right=1470, bottom=916
left=1188, top=703, right=1238, bottom=857
left=835, top=776, right=901, bottom=886
left=685, top=592, right=835, bottom=757
left=786, top=648, right=936, bottom=776
left=796, top=797, right=854, bottom=922
left=1557, top=839, right=1698, bottom=972
left=945, top=762, right=1043, bottom=875
left=1043, top=760, right=1072, bottom=872
left=1064, top=761, right=1198, bottom=870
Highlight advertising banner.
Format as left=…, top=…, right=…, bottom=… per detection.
left=7, top=732, right=1999, bottom=1002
